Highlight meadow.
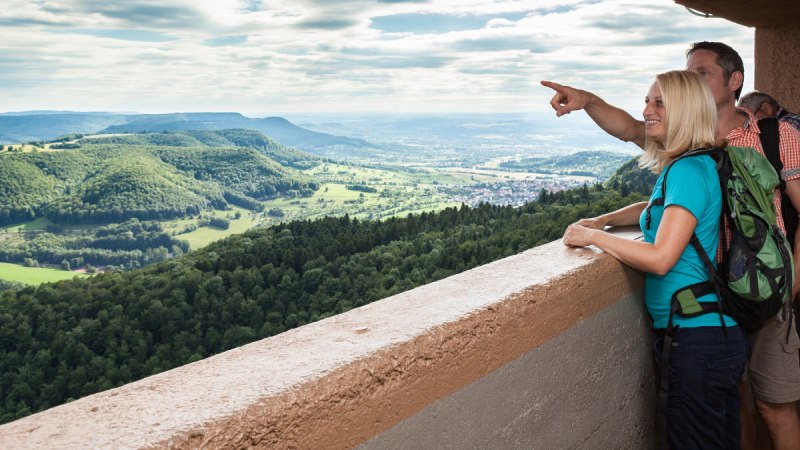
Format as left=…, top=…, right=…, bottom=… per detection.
left=258, top=162, right=501, bottom=222
left=0, top=262, right=89, bottom=285
left=161, top=206, right=259, bottom=249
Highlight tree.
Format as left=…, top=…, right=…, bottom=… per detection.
left=60, top=260, right=71, bottom=271
left=538, top=188, right=549, bottom=204
left=209, top=217, right=230, bottom=230
left=23, top=258, right=38, bottom=267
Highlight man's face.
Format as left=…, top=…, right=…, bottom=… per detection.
left=686, top=49, right=739, bottom=107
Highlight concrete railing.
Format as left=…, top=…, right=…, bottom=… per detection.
left=0, top=227, right=655, bottom=449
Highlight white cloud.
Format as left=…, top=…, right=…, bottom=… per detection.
left=0, top=0, right=754, bottom=114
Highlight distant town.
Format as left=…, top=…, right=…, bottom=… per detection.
left=440, top=176, right=594, bottom=208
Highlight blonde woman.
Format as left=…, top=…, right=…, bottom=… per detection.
left=563, top=70, right=747, bottom=449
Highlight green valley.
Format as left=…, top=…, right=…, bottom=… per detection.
left=1, top=129, right=551, bottom=284
left=0, top=130, right=320, bottom=281
left=1, top=127, right=643, bottom=286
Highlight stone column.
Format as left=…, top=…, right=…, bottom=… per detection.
left=755, top=26, right=800, bottom=112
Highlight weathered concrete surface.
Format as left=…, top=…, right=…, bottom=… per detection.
left=360, top=292, right=656, bottom=450
left=0, top=228, right=646, bottom=450
left=756, top=26, right=800, bottom=113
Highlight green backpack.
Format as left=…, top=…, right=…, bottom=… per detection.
left=650, top=145, right=793, bottom=332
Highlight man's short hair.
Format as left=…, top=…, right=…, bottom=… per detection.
left=688, top=41, right=745, bottom=100
left=739, top=91, right=781, bottom=112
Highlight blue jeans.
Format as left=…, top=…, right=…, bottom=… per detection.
left=654, top=326, right=748, bottom=450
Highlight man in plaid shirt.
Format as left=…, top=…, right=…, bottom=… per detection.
left=739, top=90, right=800, bottom=133
left=542, top=41, right=800, bottom=449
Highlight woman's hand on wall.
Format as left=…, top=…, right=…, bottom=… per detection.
left=574, top=217, right=607, bottom=230
left=563, top=222, right=597, bottom=248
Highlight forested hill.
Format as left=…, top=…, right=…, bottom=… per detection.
left=0, top=130, right=321, bottom=225
left=605, top=157, right=658, bottom=197
left=498, top=151, right=634, bottom=180
left=80, top=129, right=321, bottom=169
left=98, top=114, right=376, bottom=152
left=0, top=158, right=655, bottom=423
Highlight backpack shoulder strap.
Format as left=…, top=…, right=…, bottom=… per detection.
left=645, top=147, right=719, bottom=231
left=759, top=117, right=782, bottom=175
left=659, top=147, right=719, bottom=199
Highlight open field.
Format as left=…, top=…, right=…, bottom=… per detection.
left=0, top=217, right=50, bottom=233
left=0, top=143, right=64, bottom=153
left=0, top=262, right=90, bottom=285
left=164, top=206, right=259, bottom=249
left=258, top=162, right=471, bottom=223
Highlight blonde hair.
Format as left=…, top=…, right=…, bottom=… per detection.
left=639, top=70, right=718, bottom=173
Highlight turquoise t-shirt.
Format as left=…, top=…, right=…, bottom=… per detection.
left=639, top=155, right=736, bottom=329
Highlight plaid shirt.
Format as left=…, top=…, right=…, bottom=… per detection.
left=778, top=108, right=800, bottom=134
left=728, top=107, right=800, bottom=231
left=717, top=107, right=800, bottom=258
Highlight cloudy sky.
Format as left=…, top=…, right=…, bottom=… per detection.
left=0, top=0, right=755, bottom=115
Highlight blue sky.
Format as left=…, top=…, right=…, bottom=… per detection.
left=0, top=0, right=754, bottom=115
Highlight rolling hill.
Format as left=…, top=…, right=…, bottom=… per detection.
left=498, top=151, right=633, bottom=180
left=0, top=130, right=320, bottom=225
left=98, top=113, right=376, bottom=154
left=0, top=112, right=377, bottom=157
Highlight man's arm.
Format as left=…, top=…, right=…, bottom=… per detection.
left=540, top=80, right=646, bottom=149
left=782, top=179, right=800, bottom=298
left=777, top=123, right=800, bottom=297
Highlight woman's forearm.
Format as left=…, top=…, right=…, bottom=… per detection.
left=570, top=205, right=697, bottom=276
left=596, top=201, right=648, bottom=227
left=587, top=229, right=670, bottom=274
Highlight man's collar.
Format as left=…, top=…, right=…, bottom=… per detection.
left=736, top=106, right=758, bottom=131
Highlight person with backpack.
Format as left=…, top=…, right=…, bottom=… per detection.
left=738, top=91, right=800, bottom=250
left=564, top=69, right=748, bottom=449
left=739, top=91, right=800, bottom=341
left=544, top=41, right=800, bottom=450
